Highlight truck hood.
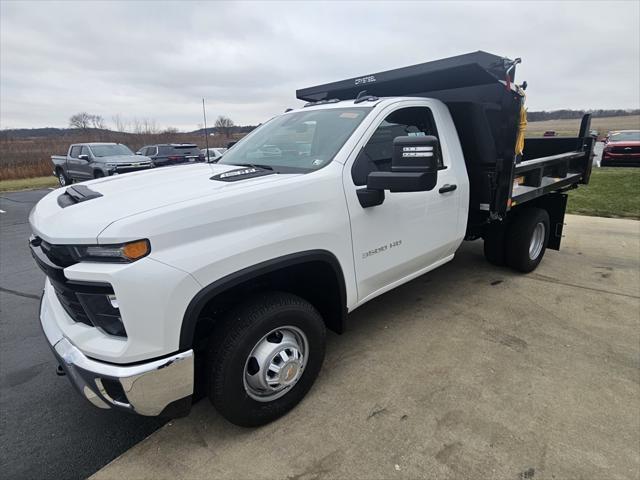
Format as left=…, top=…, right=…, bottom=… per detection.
left=606, top=141, right=640, bottom=147
left=29, top=163, right=296, bottom=244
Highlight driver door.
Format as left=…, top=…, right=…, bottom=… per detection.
left=77, top=145, right=94, bottom=179
left=343, top=104, right=461, bottom=304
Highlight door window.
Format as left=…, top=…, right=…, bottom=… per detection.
left=80, top=146, right=90, bottom=157
left=351, top=107, right=441, bottom=186
left=69, top=146, right=81, bottom=158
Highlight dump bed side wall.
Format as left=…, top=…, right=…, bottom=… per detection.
left=522, top=138, right=582, bottom=161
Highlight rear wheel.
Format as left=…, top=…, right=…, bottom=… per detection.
left=505, top=208, right=550, bottom=273
left=207, top=292, right=326, bottom=427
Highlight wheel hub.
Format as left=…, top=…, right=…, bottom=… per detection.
left=244, top=327, right=307, bottom=402
left=529, top=222, right=545, bottom=260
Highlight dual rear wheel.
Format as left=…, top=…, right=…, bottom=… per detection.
left=484, top=207, right=550, bottom=273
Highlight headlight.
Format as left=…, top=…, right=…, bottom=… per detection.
left=71, top=239, right=151, bottom=263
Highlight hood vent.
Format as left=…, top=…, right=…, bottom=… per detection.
left=210, top=167, right=275, bottom=182
left=57, top=185, right=103, bottom=208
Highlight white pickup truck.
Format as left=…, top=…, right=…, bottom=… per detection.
left=29, top=52, right=594, bottom=426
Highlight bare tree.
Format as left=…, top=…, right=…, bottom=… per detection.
left=90, top=114, right=106, bottom=129
left=69, top=112, right=92, bottom=129
left=131, top=117, right=143, bottom=135
left=215, top=115, right=234, bottom=138
left=112, top=114, right=129, bottom=133
left=162, top=126, right=179, bottom=134
left=141, top=118, right=159, bottom=135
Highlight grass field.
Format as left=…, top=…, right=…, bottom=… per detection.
left=0, top=176, right=58, bottom=192
left=567, top=167, right=639, bottom=219
left=526, top=115, right=640, bottom=138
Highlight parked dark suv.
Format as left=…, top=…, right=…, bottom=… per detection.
left=136, top=144, right=203, bottom=167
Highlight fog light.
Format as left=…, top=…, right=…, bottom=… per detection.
left=76, top=293, right=127, bottom=337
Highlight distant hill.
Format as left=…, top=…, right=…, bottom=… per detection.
left=0, top=125, right=258, bottom=140
left=2, top=111, right=637, bottom=139
left=527, top=109, right=640, bottom=122
left=189, top=125, right=257, bottom=135
left=0, top=127, right=84, bottom=139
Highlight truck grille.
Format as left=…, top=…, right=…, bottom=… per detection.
left=52, top=281, right=93, bottom=327
left=31, top=236, right=115, bottom=329
left=114, top=164, right=152, bottom=173
left=40, top=240, right=76, bottom=267
left=610, top=145, right=640, bottom=154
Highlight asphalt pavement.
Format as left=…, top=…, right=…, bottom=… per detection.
left=0, top=189, right=166, bottom=480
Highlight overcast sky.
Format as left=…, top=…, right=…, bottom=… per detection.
left=1, top=0, right=639, bottom=131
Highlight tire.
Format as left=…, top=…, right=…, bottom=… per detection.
left=505, top=208, right=550, bottom=273
left=94, top=170, right=105, bottom=179
left=483, top=223, right=507, bottom=266
left=207, top=292, right=326, bottom=427
left=56, top=169, right=71, bottom=187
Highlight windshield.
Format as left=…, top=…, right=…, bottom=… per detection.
left=90, top=144, right=134, bottom=157
left=609, top=131, right=640, bottom=142
left=219, top=107, right=372, bottom=173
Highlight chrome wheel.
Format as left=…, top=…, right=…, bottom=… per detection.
left=243, top=326, right=308, bottom=402
left=529, top=222, right=545, bottom=260
left=58, top=173, right=66, bottom=186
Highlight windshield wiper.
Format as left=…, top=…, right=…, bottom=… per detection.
left=232, top=163, right=274, bottom=171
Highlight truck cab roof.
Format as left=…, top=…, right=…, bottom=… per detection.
left=71, top=142, right=119, bottom=146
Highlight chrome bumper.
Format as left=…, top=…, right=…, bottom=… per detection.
left=51, top=338, right=194, bottom=416
left=41, top=284, right=194, bottom=416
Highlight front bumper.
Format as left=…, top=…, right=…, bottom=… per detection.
left=42, top=297, right=194, bottom=416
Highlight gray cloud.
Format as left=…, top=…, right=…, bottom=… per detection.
left=1, top=0, right=638, bottom=130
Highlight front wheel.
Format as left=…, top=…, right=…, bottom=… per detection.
left=207, top=292, right=326, bottom=427
left=505, top=208, right=550, bottom=273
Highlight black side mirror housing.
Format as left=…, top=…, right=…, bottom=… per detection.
left=367, top=136, right=439, bottom=192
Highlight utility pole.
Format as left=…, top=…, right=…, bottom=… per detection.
left=202, top=98, right=211, bottom=161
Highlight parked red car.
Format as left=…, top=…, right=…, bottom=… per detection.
left=601, top=130, right=640, bottom=167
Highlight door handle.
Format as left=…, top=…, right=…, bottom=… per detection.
left=439, top=184, right=457, bottom=194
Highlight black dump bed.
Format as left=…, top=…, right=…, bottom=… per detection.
left=297, top=51, right=594, bottom=225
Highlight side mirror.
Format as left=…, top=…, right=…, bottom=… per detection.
left=135, top=152, right=143, bottom=155
left=367, top=136, right=439, bottom=192
left=78, top=154, right=89, bottom=161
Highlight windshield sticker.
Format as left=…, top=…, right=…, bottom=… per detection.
left=339, top=112, right=361, bottom=119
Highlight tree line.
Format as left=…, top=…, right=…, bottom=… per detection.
left=68, top=112, right=239, bottom=138
left=528, top=109, right=640, bottom=122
